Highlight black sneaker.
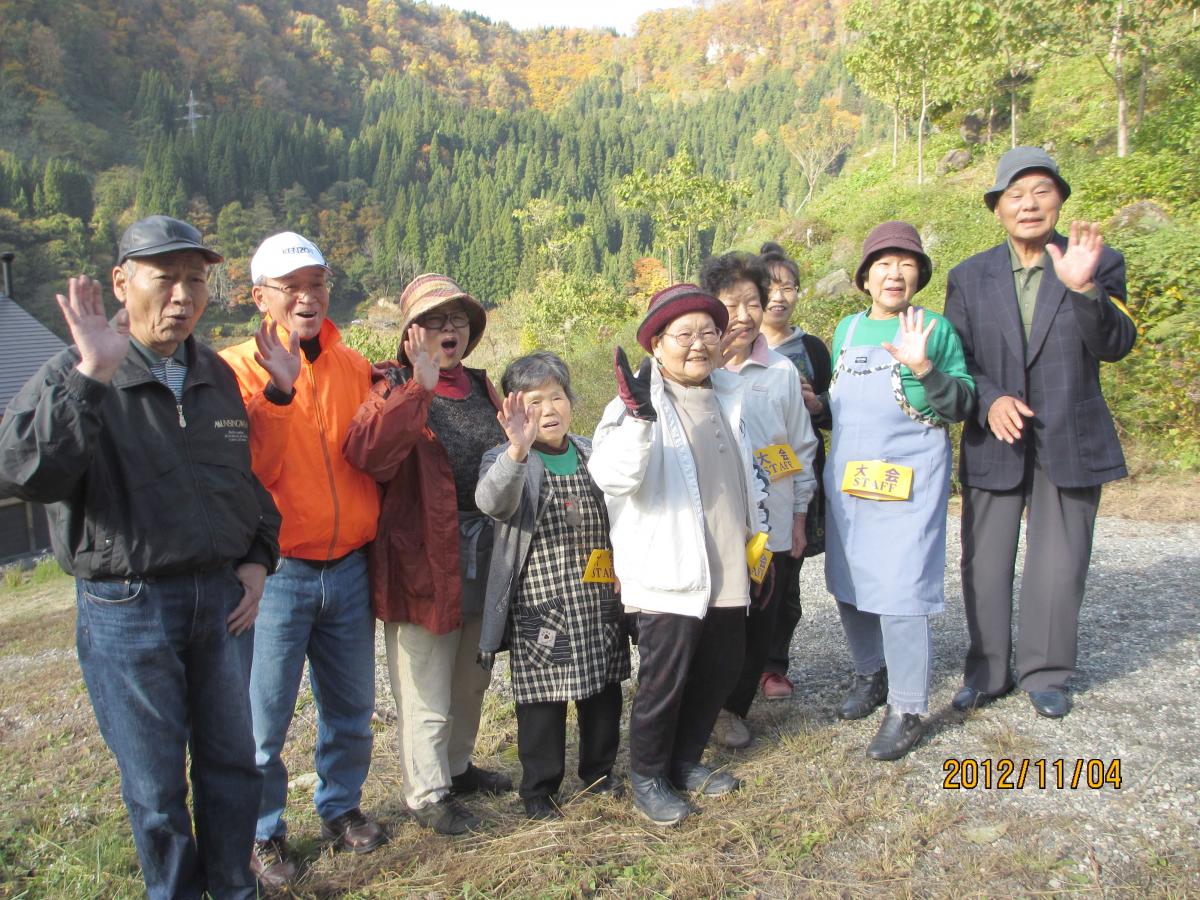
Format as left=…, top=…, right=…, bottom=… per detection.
left=409, top=794, right=482, bottom=835
left=581, top=772, right=624, bottom=798
left=450, top=762, right=513, bottom=796
left=630, top=772, right=690, bottom=826
left=668, top=762, right=740, bottom=796
left=838, top=668, right=888, bottom=720
left=523, top=795, right=563, bottom=821
left=866, top=706, right=924, bottom=761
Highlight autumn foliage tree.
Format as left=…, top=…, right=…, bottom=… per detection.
left=614, top=145, right=747, bottom=282
left=779, top=96, right=861, bottom=212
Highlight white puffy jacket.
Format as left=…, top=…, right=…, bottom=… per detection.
left=588, top=364, right=767, bottom=619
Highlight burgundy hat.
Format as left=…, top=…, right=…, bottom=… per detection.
left=636, top=283, right=728, bottom=353
left=853, top=221, right=933, bottom=293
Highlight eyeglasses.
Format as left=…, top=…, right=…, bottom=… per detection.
left=769, top=283, right=798, bottom=298
left=662, top=328, right=722, bottom=347
left=418, top=312, right=470, bottom=330
left=259, top=279, right=331, bottom=298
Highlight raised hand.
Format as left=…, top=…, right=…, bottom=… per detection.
left=1046, top=220, right=1105, bottom=293
left=253, top=319, right=301, bottom=395
left=718, top=327, right=741, bottom=365
left=498, top=391, right=539, bottom=462
left=882, top=306, right=936, bottom=377
left=57, top=275, right=129, bottom=383
left=614, top=347, right=656, bottom=422
left=402, top=323, right=442, bottom=391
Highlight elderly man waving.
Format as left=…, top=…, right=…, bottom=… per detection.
left=944, top=148, right=1136, bottom=719
left=220, top=232, right=385, bottom=890
left=0, top=216, right=280, bottom=899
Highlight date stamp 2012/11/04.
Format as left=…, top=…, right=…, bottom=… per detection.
left=942, top=758, right=1122, bottom=790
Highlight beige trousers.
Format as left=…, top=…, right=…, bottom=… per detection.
left=384, top=615, right=492, bottom=810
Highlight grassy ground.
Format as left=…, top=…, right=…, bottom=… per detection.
left=2, top=483, right=1199, bottom=899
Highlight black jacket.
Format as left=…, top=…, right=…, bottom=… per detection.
left=0, top=338, right=280, bottom=579
left=944, top=233, right=1135, bottom=491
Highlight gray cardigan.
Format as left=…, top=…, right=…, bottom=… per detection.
left=475, top=434, right=606, bottom=654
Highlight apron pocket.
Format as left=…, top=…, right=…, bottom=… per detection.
left=517, top=596, right=572, bottom=667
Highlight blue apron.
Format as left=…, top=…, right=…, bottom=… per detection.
left=823, top=312, right=950, bottom=616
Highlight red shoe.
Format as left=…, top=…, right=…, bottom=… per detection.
left=760, top=672, right=794, bottom=700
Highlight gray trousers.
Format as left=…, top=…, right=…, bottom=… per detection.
left=837, top=602, right=932, bottom=715
left=960, top=462, right=1100, bottom=693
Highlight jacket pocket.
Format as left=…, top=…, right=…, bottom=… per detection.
left=517, top=595, right=571, bottom=667
left=1075, top=395, right=1124, bottom=472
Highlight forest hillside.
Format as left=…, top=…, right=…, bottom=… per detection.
left=0, top=0, right=1196, bottom=466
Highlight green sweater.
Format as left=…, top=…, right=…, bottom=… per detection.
left=831, top=309, right=976, bottom=423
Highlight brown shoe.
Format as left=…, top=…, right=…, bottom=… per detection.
left=250, top=836, right=296, bottom=892
left=320, top=807, right=387, bottom=854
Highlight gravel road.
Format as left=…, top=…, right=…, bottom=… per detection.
left=784, top=514, right=1200, bottom=884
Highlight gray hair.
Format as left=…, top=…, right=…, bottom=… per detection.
left=501, top=351, right=575, bottom=404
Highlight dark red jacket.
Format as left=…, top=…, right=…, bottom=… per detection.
left=343, top=364, right=501, bottom=634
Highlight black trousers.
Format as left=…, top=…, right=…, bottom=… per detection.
left=723, top=555, right=802, bottom=718
left=629, top=607, right=746, bottom=778
left=515, top=682, right=623, bottom=800
left=765, top=554, right=804, bottom=676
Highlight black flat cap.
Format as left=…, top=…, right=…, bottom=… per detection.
left=117, top=215, right=223, bottom=265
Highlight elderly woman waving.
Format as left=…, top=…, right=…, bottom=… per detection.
left=825, top=223, right=975, bottom=761
left=475, top=352, right=630, bottom=822
left=589, top=284, right=767, bottom=827
left=344, top=274, right=511, bottom=837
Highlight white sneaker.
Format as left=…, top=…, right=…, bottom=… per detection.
left=712, top=709, right=752, bottom=749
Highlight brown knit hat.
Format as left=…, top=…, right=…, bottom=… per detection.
left=636, top=283, right=729, bottom=353
left=853, top=221, right=932, bottom=293
left=397, top=273, right=487, bottom=361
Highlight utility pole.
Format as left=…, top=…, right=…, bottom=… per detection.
left=178, top=89, right=207, bottom=137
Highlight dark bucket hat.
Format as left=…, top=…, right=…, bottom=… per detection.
left=118, top=215, right=223, bottom=265
left=636, top=283, right=728, bottom=353
left=983, top=146, right=1071, bottom=211
left=854, top=221, right=932, bottom=293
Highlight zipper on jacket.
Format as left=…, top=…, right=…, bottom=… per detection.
left=174, top=383, right=220, bottom=561
left=307, top=363, right=341, bottom=561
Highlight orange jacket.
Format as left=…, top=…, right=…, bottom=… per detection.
left=220, top=319, right=379, bottom=560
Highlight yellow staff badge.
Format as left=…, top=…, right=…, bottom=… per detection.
left=582, top=549, right=616, bottom=584
left=841, top=459, right=914, bottom=501
left=755, top=444, right=803, bottom=481
left=746, top=532, right=773, bottom=584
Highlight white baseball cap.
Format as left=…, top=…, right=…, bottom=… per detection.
left=250, top=232, right=330, bottom=282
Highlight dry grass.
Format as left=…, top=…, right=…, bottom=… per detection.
left=2, top=478, right=1198, bottom=897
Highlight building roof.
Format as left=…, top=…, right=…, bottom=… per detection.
left=0, top=298, right=66, bottom=413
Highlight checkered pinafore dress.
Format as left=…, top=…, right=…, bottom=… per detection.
left=509, top=466, right=631, bottom=705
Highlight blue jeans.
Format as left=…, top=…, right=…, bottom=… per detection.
left=76, top=568, right=260, bottom=900
left=251, top=551, right=376, bottom=840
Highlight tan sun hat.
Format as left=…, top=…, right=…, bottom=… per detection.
left=397, top=273, right=487, bottom=362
